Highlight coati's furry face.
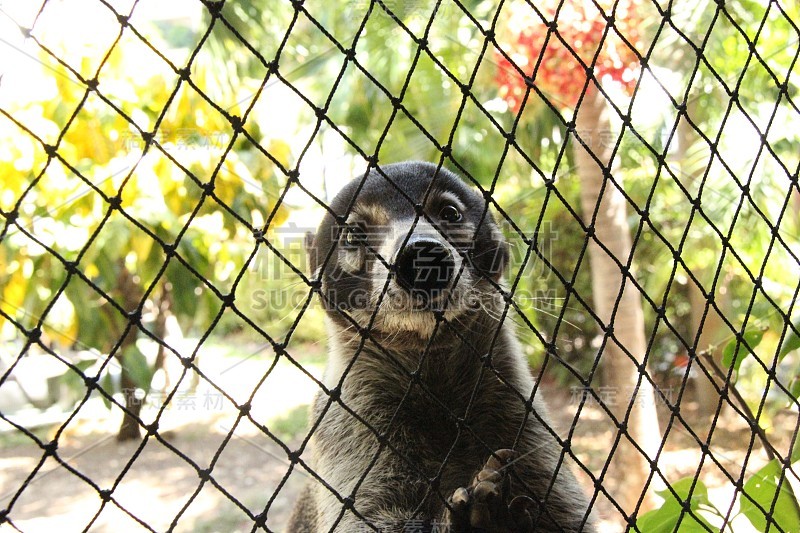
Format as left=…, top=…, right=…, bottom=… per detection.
left=307, top=161, right=508, bottom=342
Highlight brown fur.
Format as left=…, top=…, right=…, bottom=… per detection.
left=287, top=162, right=595, bottom=532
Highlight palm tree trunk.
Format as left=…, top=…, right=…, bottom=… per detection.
left=573, top=85, right=660, bottom=514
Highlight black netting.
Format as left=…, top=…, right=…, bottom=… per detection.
left=1, top=0, right=799, bottom=531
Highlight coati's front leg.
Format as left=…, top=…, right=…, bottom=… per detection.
left=442, top=449, right=535, bottom=533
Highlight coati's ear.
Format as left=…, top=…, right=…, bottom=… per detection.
left=305, top=231, right=317, bottom=275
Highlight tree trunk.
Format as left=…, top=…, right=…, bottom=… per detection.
left=687, top=275, right=730, bottom=421
left=116, top=261, right=144, bottom=441
left=676, top=100, right=729, bottom=423
left=573, top=85, right=660, bottom=514
left=152, top=283, right=172, bottom=393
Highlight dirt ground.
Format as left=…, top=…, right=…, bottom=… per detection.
left=1, top=341, right=795, bottom=532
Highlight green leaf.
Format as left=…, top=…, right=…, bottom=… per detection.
left=722, top=328, right=766, bottom=374
left=120, top=345, right=156, bottom=391
left=166, top=260, right=200, bottom=319
left=792, top=432, right=800, bottom=465
left=657, top=478, right=711, bottom=508
left=740, top=459, right=800, bottom=532
left=630, top=478, right=718, bottom=532
left=789, top=378, right=800, bottom=405
left=59, top=357, right=98, bottom=397
left=99, top=371, right=114, bottom=409
left=779, top=317, right=800, bottom=361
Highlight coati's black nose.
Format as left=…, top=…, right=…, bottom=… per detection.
left=394, top=238, right=455, bottom=298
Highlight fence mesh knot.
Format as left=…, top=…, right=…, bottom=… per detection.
left=0, top=0, right=799, bottom=532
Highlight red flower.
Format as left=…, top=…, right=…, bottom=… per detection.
left=495, top=0, right=644, bottom=112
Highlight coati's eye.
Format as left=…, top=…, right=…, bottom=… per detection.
left=342, top=224, right=367, bottom=247
left=439, top=204, right=462, bottom=223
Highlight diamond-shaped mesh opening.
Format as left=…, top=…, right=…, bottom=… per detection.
left=5, top=451, right=104, bottom=524
left=97, top=34, right=182, bottom=134
left=28, top=2, right=123, bottom=85
left=3, top=0, right=800, bottom=531
left=126, top=5, right=204, bottom=71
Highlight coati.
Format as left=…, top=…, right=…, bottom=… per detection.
left=287, top=161, right=595, bottom=532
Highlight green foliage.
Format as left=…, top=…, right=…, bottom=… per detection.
left=1, top=15, right=293, bottom=347
left=203, top=1, right=800, bottom=393
left=721, top=328, right=767, bottom=375
left=58, top=356, right=99, bottom=402
left=638, top=314, right=798, bottom=527
left=120, top=345, right=156, bottom=391
left=632, top=478, right=716, bottom=532
left=0, top=7, right=300, bottom=439
left=740, top=460, right=800, bottom=532
left=779, top=317, right=800, bottom=361
left=634, top=465, right=800, bottom=532
left=99, top=370, right=114, bottom=410
left=5, top=0, right=796, bottom=447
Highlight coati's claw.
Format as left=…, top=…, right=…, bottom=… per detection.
left=445, top=449, right=534, bottom=532
left=509, top=496, right=536, bottom=531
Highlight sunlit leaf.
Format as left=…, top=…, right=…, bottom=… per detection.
left=100, top=371, right=114, bottom=409
left=779, top=317, right=800, bottom=361
left=269, top=203, right=290, bottom=229
left=792, top=432, right=800, bottom=465
left=740, top=459, right=800, bottom=532
left=59, top=356, right=98, bottom=399
left=2, top=269, right=27, bottom=324
left=268, top=139, right=292, bottom=168
left=631, top=478, right=718, bottom=532
left=721, top=328, right=766, bottom=374
left=120, top=345, right=156, bottom=391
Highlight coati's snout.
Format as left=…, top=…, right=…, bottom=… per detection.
left=394, top=236, right=455, bottom=300
left=306, top=161, right=509, bottom=335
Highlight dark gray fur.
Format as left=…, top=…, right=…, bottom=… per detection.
left=287, top=162, right=595, bottom=532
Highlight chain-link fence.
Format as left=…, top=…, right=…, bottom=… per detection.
left=1, top=0, right=799, bottom=531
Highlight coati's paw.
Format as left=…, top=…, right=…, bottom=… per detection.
left=444, top=449, right=535, bottom=532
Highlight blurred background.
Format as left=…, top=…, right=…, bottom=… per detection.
left=1, top=0, right=799, bottom=531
